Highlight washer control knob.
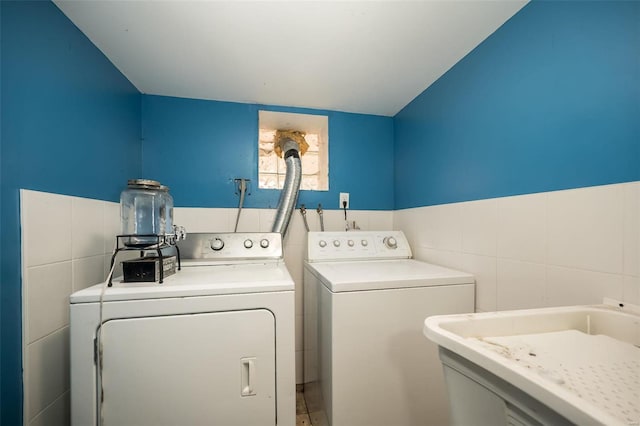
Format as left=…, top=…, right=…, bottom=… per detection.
left=260, top=238, right=270, bottom=248
left=383, top=236, right=398, bottom=249
left=319, top=240, right=327, bottom=248
left=333, top=240, right=341, bottom=247
left=244, top=239, right=253, bottom=249
left=210, top=238, right=224, bottom=251
left=361, top=240, right=369, bottom=247
left=348, top=240, right=355, bottom=247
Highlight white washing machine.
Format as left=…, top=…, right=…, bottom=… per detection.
left=70, top=232, right=295, bottom=426
left=303, top=231, right=475, bottom=426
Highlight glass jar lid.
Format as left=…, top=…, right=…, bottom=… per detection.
left=127, top=179, right=161, bottom=189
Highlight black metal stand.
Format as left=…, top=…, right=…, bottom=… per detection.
left=108, top=234, right=182, bottom=286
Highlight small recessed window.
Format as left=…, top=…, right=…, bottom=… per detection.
left=258, top=111, right=328, bottom=191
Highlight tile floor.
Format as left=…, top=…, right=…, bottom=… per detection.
left=296, top=383, right=329, bottom=426
left=296, top=385, right=312, bottom=426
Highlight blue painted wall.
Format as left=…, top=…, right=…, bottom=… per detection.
left=0, top=1, right=3, bottom=421
left=0, top=2, right=141, bottom=423
left=394, top=0, right=640, bottom=209
left=142, top=96, right=395, bottom=211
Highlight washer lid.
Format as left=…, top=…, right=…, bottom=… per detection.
left=70, top=262, right=294, bottom=303
left=306, top=259, right=474, bottom=292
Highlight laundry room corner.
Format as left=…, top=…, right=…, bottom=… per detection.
left=1, top=0, right=637, bottom=425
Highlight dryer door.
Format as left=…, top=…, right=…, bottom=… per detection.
left=99, top=309, right=276, bottom=426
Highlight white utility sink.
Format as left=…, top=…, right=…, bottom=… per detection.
left=424, top=300, right=640, bottom=426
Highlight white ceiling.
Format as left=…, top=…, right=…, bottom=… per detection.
left=54, top=0, right=528, bottom=117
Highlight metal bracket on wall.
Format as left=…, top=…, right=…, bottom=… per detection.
left=233, top=178, right=251, bottom=196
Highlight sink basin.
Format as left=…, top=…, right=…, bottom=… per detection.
left=424, top=300, right=640, bottom=425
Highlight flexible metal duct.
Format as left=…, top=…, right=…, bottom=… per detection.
left=271, top=138, right=302, bottom=237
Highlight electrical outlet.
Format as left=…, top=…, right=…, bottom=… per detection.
left=339, top=192, right=350, bottom=209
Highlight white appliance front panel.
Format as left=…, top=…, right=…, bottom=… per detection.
left=71, top=291, right=296, bottom=426
left=100, top=309, right=276, bottom=426
left=306, top=259, right=474, bottom=292
left=318, top=282, right=475, bottom=426
left=177, top=232, right=284, bottom=261
left=307, top=231, right=412, bottom=261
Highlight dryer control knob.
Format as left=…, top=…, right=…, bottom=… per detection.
left=383, top=236, right=398, bottom=249
left=361, top=240, right=368, bottom=247
left=319, top=240, right=327, bottom=248
left=260, top=238, right=270, bottom=248
left=333, top=240, right=341, bottom=247
left=210, top=238, right=224, bottom=251
left=244, top=239, right=253, bottom=249
left=348, top=240, right=355, bottom=247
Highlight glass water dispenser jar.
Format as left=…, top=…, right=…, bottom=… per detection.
left=159, top=185, right=174, bottom=238
left=120, top=179, right=164, bottom=247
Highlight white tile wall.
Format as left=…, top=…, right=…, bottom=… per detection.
left=496, top=259, right=546, bottom=310
left=623, top=275, right=640, bottom=305
left=22, top=192, right=72, bottom=267
left=173, top=207, right=233, bottom=232
left=547, top=184, right=624, bottom=274
left=20, top=190, right=121, bottom=426
left=496, top=192, right=547, bottom=264
left=418, top=203, right=463, bottom=252
left=394, top=181, right=640, bottom=312
left=26, top=328, right=69, bottom=422
left=460, top=253, right=497, bottom=311
left=28, top=391, right=70, bottom=426
left=26, top=262, right=72, bottom=344
left=623, top=183, right=639, bottom=277
left=461, top=198, right=498, bottom=256
left=546, top=265, right=624, bottom=307
left=71, top=197, right=105, bottom=259
left=72, top=255, right=105, bottom=293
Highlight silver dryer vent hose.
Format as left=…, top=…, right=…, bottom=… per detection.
left=271, top=140, right=302, bottom=237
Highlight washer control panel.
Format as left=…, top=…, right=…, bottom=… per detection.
left=307, top=231, right=412, bottom=262
left=178, top=232, right=283, bottom=261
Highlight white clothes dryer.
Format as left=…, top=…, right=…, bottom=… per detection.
left=70, top=232, right=295, bottom=426
left=303, top=231, right=475, bottom=426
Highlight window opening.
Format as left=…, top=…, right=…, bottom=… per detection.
left=258, top=111, right=328, bottom=191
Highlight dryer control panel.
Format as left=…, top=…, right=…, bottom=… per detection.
left=307, top=231, right=412, bottom=262
left=178, top=232, right=283, bottom=262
